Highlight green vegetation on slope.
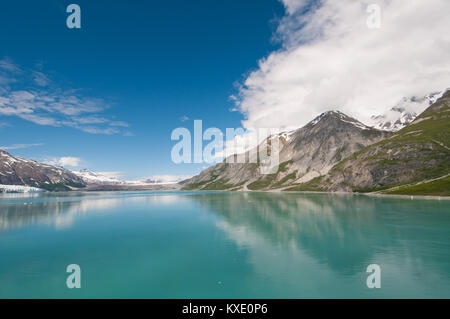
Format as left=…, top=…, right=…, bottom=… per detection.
left=382, top=176, right=450, bottom=196
left=202, top=179, right=246, bottom=190
left=182, top=164, right=231, bottom=190
left=247, top=174, right=277, bottom=190
left=247, top=160, right=295, bottom=190
left=271, top=171, right=297, bottom=189
left=284, top=176, right=325, bottom=192
left=318, top=91, right=450, bottom=194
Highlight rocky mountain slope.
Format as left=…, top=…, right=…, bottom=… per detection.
left=183, top=111, right=391, bottom=190
left=0, top=150, right=184, bottom=192
left=289, top=90, right=450, bottom=194
left=0, top=150, right=86, bottom=191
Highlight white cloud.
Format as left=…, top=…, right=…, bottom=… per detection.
left=0, top=97, right=9, bottom=107
left=77, top=126, right=120, bottom=135
left=235, top=0, right=450, bottom=129
left=19, top=114, right=59, bottom=126
left=0, top=58, right=21, bottom=73
left=32, top=71, right=50, bottom=86
left=45, top=156, right=82, bottom=168
left=72, top=116, right=108, bottom=125
left=0, top=58, right=131, bottom=135
left=281, top=0, right=309, bottom=14
left=0, top=143, right=43, bottom=150
left=109, top=121, right=129, bottom=127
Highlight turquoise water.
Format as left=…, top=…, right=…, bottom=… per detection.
left=0, top=191, right=449, bottom=299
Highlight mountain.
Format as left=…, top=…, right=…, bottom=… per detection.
left=71, top=170, right=190, bottom=186
left=71, top=169, right=125, bottom=185
left=369, top=91, right=444, bottom=131
left=290, top=90, right=450, bottom=195
left=0, top=150, right=86, bottom=191
left=0, top=152, right=181, bottom=192
left=142, top=175, right=191, bottom=184
left=182, top=111, right=391, bottom=190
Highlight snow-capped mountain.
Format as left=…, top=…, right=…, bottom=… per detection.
left=369, top=91, right=444, bottom=131
left=71, top=170, right=190, bottom=186
left=142, top=175, right=192, bottom=184
left=310, top=110, right=374, bottom=130
left=0, top=150, right=85, bottom=191
left=71, top=169, right=125, bottom=185
left=183, top=110, right=391, bottom=190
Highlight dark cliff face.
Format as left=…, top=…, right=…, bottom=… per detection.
left=183, top=111, right=391, bottom=191
left=0, top=150, right=85, bottom=191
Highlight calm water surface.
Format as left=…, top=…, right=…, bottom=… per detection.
left=0, top=191, right=449, bottom=298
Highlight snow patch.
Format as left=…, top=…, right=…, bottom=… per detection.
left=72, top=169, right=125, bottom=185
left=309, top=110, right=372, bottom=130
left=279, top=129, right=297, bottom=142
left=368, top=91, right=443, bottom=131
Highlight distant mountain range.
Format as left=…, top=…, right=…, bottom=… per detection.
left=182, top=110, right=391, bottom=191
left=2, top=90, right=449, bottom=196
left=183, top=90, right=450, bottom=196
left=71, top=170, right=190, bottom=186
left=0, top=150, right=85, bottom=191
left=71, top=169, right=125, bottom=185
left=0, top=155, right=182, bottom=192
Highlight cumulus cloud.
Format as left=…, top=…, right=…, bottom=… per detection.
left=0, top=58, right=131, bottom=135
left=235, top=0, right=450, bottom=129
left=45, top=156, right=82, bottom=168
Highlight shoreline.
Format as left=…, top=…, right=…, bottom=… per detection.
left=360, top=192, right=450, bottom=201
left=1, top=184, right=449, bottom=200
left=182, top=188, right=450, bottom=201
left=262, top=189, right=450, bottom=200
left=179, top=188, right=450, bottom=201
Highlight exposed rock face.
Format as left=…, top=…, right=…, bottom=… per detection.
left=308, top=90, right=450, bottom=192
left=0, top=150, right=86, bottom=191
left=181, top=162, right=260, bottom=190
left=183, top=111, right=391, bottom=190
left=278, top=111, right=392, bottom=183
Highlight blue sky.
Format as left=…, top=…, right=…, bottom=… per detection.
left=0, top=0, right=284, bottom=179
left=4, top=1, right=448, bottom=180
